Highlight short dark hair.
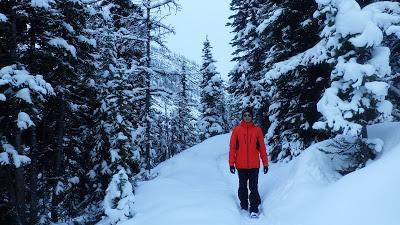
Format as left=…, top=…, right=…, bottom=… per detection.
left=242, top=107, right=253, bottom=119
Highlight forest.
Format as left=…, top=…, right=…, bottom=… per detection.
left=1, top=0, right=399, bottom=224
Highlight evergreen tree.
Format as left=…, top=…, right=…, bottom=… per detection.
left=312, top=1, right=400, bottom=173
left=0, top=1, right=58, bottom=224
left=168, top=63, right=198, bottom=154
left=199, top=38, right=227, bottom=140
left=81, top=1, right=145, bottom=222
left=312, top=0, right=399, bottom=137
left=227, top=0, right=267, bottom=129
left=44, top=1, right=98, bottom=221
left=97, top=169, right=135, bottom=225
left=139, top=0, right=179, bottom=173
left=259, top=0, right=331, bottom=162
left=227, top=0, right=332, bottom=162
left=385, top=23, right=400, bottom=120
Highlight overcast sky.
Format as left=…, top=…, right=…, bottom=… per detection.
left=165, top=0, right=234, bottom=80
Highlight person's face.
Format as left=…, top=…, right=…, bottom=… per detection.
left=243, top=112, right=252, bottom=123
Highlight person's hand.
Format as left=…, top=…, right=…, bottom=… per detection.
left=230, top=166, right=235, bottom=174
left=263, top=166, right=268, bottom=174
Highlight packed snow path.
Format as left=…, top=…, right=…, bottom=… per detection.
left=122, top=123, right=400, bottom=225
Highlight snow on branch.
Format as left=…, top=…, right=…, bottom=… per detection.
left=257, top=8, right=283, bottom=34
left=0, top=65, right=54, bottom=98
left=0, top=13, right=8, bottom=22
left=311, top=0, right=400, bottom=136
left=17, top=112, right=35, bottom=130
left=263, top=39, right=329, bottom=82
left=263, top=1, right=400, bottom=83
left=151, top=19, right=175, bottom=34
left=148, top=0, right=178, bottom=10
left=0, top=142, right=31, bottom=168
left=31, top=0, right=55, bottom=9
left=49, top=37, right=77, bottom=58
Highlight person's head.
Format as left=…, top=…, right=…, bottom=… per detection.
left=242, top=107, right=253, bottom=123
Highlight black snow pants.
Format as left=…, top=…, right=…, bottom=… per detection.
left=237, top=168, right=261, bottom=213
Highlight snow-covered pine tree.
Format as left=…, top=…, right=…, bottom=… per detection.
left=139, top=0, right=179, bottom=173
left=141, top=48, right=201, bottom=164
left=152, top=112, right=169, bottom=163
left=0, top=64, right=54, bottom=225
left=83, top=0, right=144, bottom=222
left=312, top=1, right=400, bottom=136
left=312, top=0, right=400, bottom=171
left=97, top=169, right=135, bottom=225
left=39, top=1, right=100, bottom=221
left=0, top=0, right=198, bottom=224
left=259, top=0, right=331, bottom=162
left=179, top=63, right=190, bottom=148
left=0, top=1, right=56, bottom=224
left=385, top=21, right=400, bottom=120
left=227, top=0, right=267, bottom=130
left=199, top=37, right=227, bottom=140
left=217, top=83, right=230, bottom=133
left=168, top=62, right=198, bottom=154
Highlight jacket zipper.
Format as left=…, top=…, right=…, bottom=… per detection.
left=247, top=125, right=249, bottom=168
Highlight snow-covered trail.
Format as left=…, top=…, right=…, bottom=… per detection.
left=122, top=123, right=400, bottom=225
left=123, top=134, right=260, bottom=225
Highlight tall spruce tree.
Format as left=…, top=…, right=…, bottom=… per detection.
left=311, top=1, right=400, bottom=172
left=259, top=0, right=331, bottom=162
left=227, top=0, right=267, bottom=130
left=84, top=1, right=146, bottom=222
left=199, top=38, right=227, bottom=140
left=139, top=0, right=178, bottom=174
left=174, top=63, right=195, bottom=151
left=385, top=18, right=400, bottom=120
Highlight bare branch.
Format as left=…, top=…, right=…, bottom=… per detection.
left=389, top=84, right=400, bottom=97
left=392, top=111, right=400, bottom=120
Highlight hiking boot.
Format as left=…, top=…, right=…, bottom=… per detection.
left=250, top=212, right=259, bottom=218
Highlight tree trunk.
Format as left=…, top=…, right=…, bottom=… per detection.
left=10, top=5, right=17, bottom=64
left=29, top=127, right=38, bottom=224
left=361, top=125, right=368, bottom=139
left=164, top=103, right=170, bottom=160
left=27, top=10, right=39, bottom=224
left=145, top=4, right=152, bottom=173
left=11, top=6, right=26, bottom=225
left=5, top=167, right=18, bottom=224
left=51, top=95, right=65, bottom=222
left=15, top=129, right=26, bottom=225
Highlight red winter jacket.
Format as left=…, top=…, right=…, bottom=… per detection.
left=229, top=121, right=268, bottom=169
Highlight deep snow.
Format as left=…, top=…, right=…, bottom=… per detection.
left=122, top=122, right=400, bottom=225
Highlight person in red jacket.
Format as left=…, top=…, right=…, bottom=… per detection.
left=229, top=107, right=268, bottom=216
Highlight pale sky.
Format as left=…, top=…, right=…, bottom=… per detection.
left=165, top=0, right=235, bottom=80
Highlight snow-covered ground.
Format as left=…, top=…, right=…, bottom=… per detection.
left=122, top=122, right=400, bottom=225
